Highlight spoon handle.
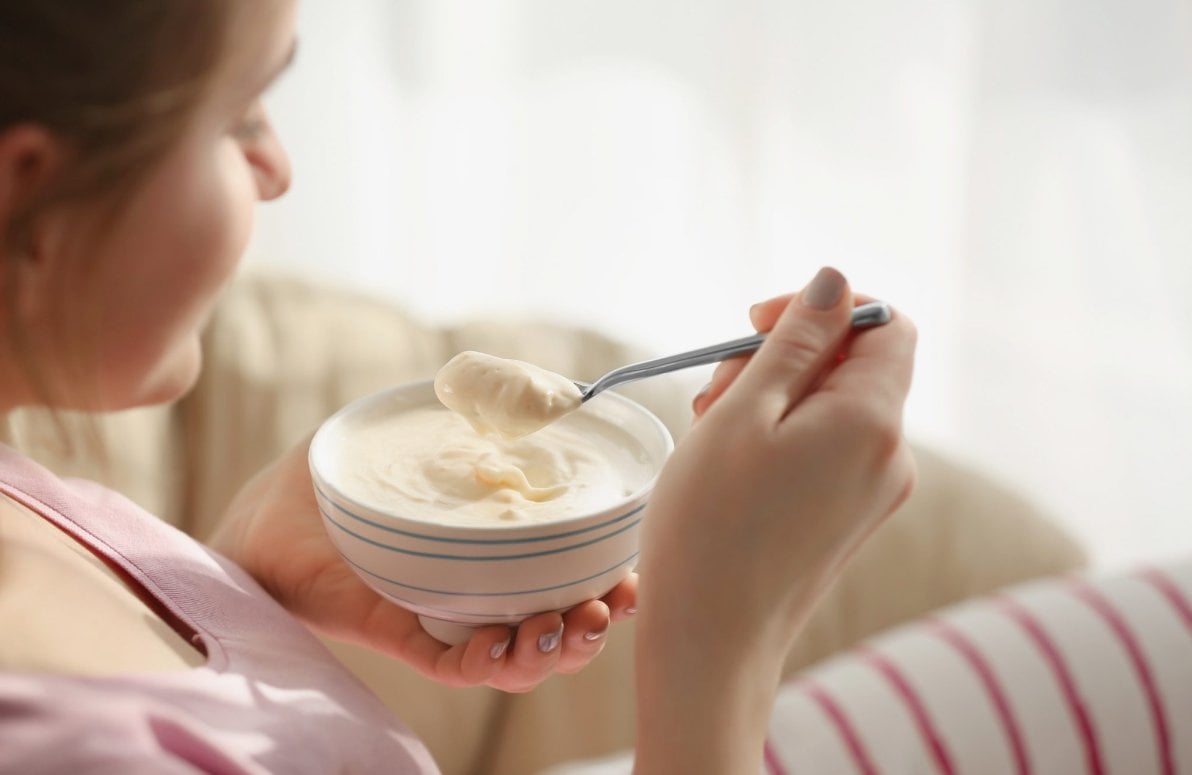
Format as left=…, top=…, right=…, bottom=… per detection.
left=580, top=300, right=892, bottom=401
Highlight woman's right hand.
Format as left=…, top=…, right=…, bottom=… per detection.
left=631, top=267, right=917, bottom=774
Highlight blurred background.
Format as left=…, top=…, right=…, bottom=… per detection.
left=246, top=0, right=1192, bottom=571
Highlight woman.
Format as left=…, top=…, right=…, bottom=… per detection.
left=0, top=2, right=916, bottom=772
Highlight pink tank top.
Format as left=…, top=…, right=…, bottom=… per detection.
left=0, top=444, right=440, bottom=774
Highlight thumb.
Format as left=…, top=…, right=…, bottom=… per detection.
left=722, top=266, right=854, bottom=419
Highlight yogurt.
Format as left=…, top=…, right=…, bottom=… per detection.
left=334, top=404, right=654, bottom=525
left=434, top=351, right=582, bottom=439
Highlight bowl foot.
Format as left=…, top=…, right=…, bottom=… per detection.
left=418, top=615, right=482, bottom=646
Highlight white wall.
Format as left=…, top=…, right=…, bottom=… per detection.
left=247, top=0, right=1192, bottom=570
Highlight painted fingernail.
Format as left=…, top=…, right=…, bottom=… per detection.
left=490, top=640, right=510, bottom=660
left=583, top=626, right=609, bottom=642
left=538, top=628, right=562, bottom=653
left=802, top=267, right=846, bottom=310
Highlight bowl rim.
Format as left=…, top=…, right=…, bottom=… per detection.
left=308, top=378, right=674, bottom=534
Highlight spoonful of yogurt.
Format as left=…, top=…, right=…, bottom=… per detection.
left=434, top=352, right=585, bottom=440
left=435, top=300, right=892, bottom=439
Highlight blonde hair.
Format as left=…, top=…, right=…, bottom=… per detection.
left=1, top=2, right=236, bottom=222
left=1, top=1, right=236, bottom=440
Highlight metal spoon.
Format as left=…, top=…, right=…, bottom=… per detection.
left=578, top=300, right=892, bottom=402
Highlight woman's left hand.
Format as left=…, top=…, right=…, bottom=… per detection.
left=208, top=439, right=637, bottom=692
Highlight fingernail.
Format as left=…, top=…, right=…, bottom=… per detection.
left=749, top=302, right=769, bottom=330
left=801, top=267, right=846, bottom=310
left=538, top=628, right=562, bottom=653
left=583, top=626, right=609, bottom=642
left=490, top=640, right=510, bottom=660
left=623, top=607, right=638, bottom=616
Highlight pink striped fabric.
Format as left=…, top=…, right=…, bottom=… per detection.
left=762, top=739, right=788, bottom=775
left=803, top=679, right=879, bottom=775
left=762, top=559, right=1192, bottom=774
left=860, top=646, right=957, bottom=774
left=1140, top=567, right=1192, bottom=636
left=997, top=593, right=1105, bottom=774
left=546, top=562, right=1192, bottom=775
left=929, top=617, right=1030, bottom=775
left=1070, top=580, right=1174, bottom=775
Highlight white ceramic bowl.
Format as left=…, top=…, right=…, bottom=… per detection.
left=308, top=379, right=673, bottom=644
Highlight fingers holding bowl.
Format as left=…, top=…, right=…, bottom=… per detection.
left=436, top=588, right=626, bottom=690
left=601, top=571, right=638, bottom=622
left=555, top=599, right=613, bottom=674
left=433, top=624, right=514, bottom=687
left=490, top=574, right=633, bottom=683
left=487, top=611, right=565, bottom=693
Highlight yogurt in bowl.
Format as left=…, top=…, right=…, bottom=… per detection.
left=308, top=378, right=673, bottom=644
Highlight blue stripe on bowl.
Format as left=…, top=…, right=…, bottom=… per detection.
left=341, top=550, right=639, bottom=599
left=314, top=479, right=645, bottom=545
left=320, top=504, right=640, bottom=561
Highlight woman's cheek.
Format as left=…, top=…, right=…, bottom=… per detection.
left=212, top=140, right=259, bottom=272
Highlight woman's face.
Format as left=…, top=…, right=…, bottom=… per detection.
left=33, top=0, right=298, bottom=411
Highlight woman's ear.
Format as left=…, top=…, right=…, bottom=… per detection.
left=0, top=124, right=68, bottom=319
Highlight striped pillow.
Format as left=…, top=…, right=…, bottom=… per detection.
left=765, top=560, right=1192, bottom=775
left=544, top=560, right=1192, bottom=775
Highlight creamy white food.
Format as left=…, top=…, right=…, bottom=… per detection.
left=336, top=405, right=653, bottom=525
left=434, top=351, right=583, bottom=439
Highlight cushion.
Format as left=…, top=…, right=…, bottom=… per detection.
left=547, top=558, right=1192, bottom=774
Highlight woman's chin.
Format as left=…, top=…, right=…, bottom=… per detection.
left=108, top=344, right=204, bottom=410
